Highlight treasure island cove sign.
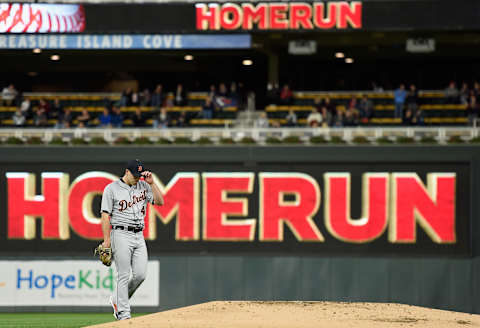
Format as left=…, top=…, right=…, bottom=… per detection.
left=195, top=2, right=362, bottom=31
left=5, top=171, right=459, bottom=251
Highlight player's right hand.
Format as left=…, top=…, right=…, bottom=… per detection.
left=102, top=239, right=111, bottom=248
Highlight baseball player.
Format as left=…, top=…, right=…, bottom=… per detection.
left=100, top=159, right=164, bottom=320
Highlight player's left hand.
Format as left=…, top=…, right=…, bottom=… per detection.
left=142, top=171, right=154, bottom=184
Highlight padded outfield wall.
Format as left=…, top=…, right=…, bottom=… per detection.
left=0, top=146, right=478, bottom=313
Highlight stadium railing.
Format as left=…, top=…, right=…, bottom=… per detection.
left=0, top=126, right=478, bottom=144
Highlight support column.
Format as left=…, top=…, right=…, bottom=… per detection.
left=267, top=51, right=279, bottom=87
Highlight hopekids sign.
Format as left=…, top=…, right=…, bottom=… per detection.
left=1, top=161, right=471, bottom=256
left=0, top=261, right=159, bottom=306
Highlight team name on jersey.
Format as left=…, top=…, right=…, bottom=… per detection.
left=118, top=190, right=147, bottom=212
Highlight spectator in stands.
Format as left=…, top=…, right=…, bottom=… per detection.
left=285, top=110, right=297, bottom=127
left=358, top=95, right=374, bottom=124
left=444, top=81, right=459, bottom=104
left=120, top=88, right=133, bottom=107
left=413, top=107, right=424, bottom=126
left=332, top=111, right=344, bottom=128
left=266, top=83, right=279, bottom=106
left=348, top=96, right=358, bottom=110
left=403, top=108, right=414, bottom=125
left=473, top=82, right=480, bottom=101
left=33, top=104, right=48, bottom=127
left=12, top=108, right=26, bottom=127
left=151, top=84, right=164, bottom=109
left=50, top=98, right=63, bottom=120
left=98, top=108, right=112, bottom=127
left=176, top=111, right=189, bottom=127
left=58, top=108, right=73, bottom=128
left=38, top=99, right=50, bottom=116
left=140, top=88, right=151, bottom=106
left=313, top=97, right=322, bottom=112
left=307, top=108, right=322, bottom=127
left=459, top=82, right=469, bottom=105
left=344, top=106, right=359, bottom=126
left=2, top=84, right=17, bottom=106
left=467, top=94, right=479, bottom=126
left=405, top=84, right=419, bottom=113
left=165, top=94, right=174, bottom=107
left=371, top=81, right=384, bottom=92
left=394, top=84, right=406, bottom=118
left=214, top=83, right=231, bottom=109
left=202, top=97, right=215, bottom=119
left=132, top=107, right=146, bottom=127
left=320, top=106, right=332, bottom=127
left=111, top=106, right=124, bottom=128
left=256, top=112, right=269, bottom=128
left=270, top=120, right=281, bottom=128
left=322, top=97, right=336, bottom=116
left=76, top=122, right=86, bottom=129
left=230, top=82, right=239, bottom=107
left=20, top=97, right=32, bottom=119
left=208, top=84, right=216, bottom=99
left=76, top=109, right=90, bottom=127
left=217, top=83, right=228, bottom=98
left=131, top=90, right=140, bottom=106
left=280, top=84, right=293, bottom=105
left=155, top=107, right=170, bottom=128
left=174, top=84, right=187, bottom=106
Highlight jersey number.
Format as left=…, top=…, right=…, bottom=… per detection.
left=141, top=206, right=146, bottom=216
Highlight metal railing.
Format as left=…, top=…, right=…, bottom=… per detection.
left=0, top=126, right=478, bottom=144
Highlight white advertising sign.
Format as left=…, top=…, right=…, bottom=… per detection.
left=0, top=261, right=159, bottom=306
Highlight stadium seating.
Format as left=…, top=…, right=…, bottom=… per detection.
left=0, top=90, right=470, bottom=128
left=0, top=92, right=237, bottom=128
left=265, top=91, right=468, bottom=126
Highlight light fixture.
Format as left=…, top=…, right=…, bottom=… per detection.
left=33, top=48, right=42, bottom=54
left=242, top=59, right=253, bottom=66
left=335, top=52, right=345, bottom=58
left=345, top=58, right=354, bottom=64
left=184, top=54, right=194, bottom=61
left=50, top=54, right=60, bottom=61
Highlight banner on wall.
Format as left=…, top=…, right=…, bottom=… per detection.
left=0, top=261, right=159, bottom=306
left=0, top=3, right=85, bottom=33
left=73, top=1, right=480, bottom=34
left=0, top=34, right=251, bottom=49
left=1, top=2, right=478, bottom=35
left=195, top=2, right=362, bottom=31
left=0, top=161, right=471, bottom=256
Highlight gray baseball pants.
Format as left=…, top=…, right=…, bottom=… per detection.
left=111, top=228, right=148, bottom=320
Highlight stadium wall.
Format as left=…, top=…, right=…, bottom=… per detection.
left=0, top=146, right=478, bottom=313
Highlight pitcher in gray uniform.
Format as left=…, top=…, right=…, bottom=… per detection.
left=101, top=159, right=164, bottom=320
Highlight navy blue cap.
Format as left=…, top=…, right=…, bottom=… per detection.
left=126, top=159, right=145, bottom=178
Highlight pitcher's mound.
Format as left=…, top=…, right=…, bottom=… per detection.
left=88, top=301, right=480, bottom=328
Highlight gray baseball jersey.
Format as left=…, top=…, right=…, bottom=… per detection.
left=101, top=179, right=154, bottom=228
left=101, top=177, right=154, bottom=320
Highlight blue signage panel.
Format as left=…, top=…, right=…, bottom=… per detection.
left=0, top=34, right=251, bottom=49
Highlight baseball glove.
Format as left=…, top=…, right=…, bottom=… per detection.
left=94, top=244, right=112, bottom=266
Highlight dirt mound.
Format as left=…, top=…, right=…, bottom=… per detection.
left=87, top=301, right=480, bottom=328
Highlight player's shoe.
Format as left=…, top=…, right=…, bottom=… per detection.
left=109, top=296, right=119, bottom=320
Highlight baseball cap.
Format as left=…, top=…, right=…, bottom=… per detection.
left=126, top=159, right=145, bottom=178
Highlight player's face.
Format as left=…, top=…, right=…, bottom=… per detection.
left=126, top=169, right=140, bottom=185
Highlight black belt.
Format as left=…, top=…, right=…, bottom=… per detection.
left=112, top=225, right=143, bottom=233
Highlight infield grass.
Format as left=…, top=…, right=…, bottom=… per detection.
left=0, top=313, right=147, bottom=328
